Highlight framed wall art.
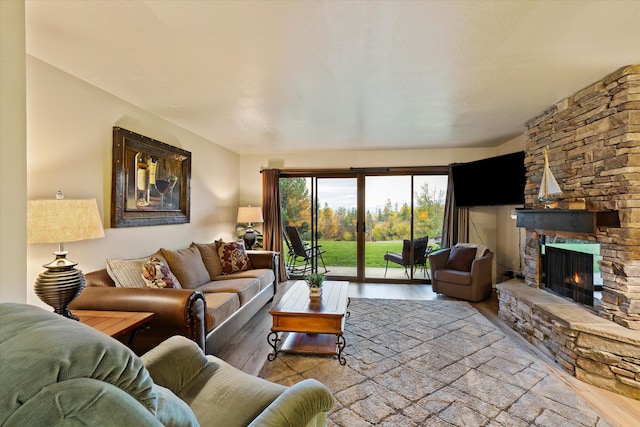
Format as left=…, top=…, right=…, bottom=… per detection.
left=111, top=127, right=191, bottom=227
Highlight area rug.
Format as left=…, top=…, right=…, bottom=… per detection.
left=258, top=298, right=612, bottom=427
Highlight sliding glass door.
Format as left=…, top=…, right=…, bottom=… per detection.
left=280, top=168, right=447, bottom=282
left=364, top=175, right=412, bottom=280
left=313, top=177, right=357, bottom=277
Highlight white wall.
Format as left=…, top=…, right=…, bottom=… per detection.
left=0, top=0, right=27, bottom=303
left=494, top=134, right=526, bottom=280
left=239, top=135, right=526, bottom=283
left=25, top=57, right=240, bottom=307
left=239, top=147, right=504, bottom=204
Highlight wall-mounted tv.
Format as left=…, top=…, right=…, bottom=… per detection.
left=451, top=151, right=526, bottom=207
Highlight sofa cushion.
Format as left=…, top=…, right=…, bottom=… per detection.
left=106, top=257, right=150, bottom=288
left=434, top=269, right=473, bottom=285
left=203, top=292, right=240, bottom=331
left=446, top=245, right=477, bottom=272
left=197, top=278, right=260, bottom=306
left=215, top=268, right=275, bottom=293
left=161, top=246, right=211, bottom=290
left=215, top=241, right=253, bottom=274
left=142, top=256, right=182, bottom=289
left=192, top=242, right=224, bottom=279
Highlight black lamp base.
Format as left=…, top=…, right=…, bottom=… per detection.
left=34, top=253, right=85, bottom=321
left=242, top=227, right=257, bottom=250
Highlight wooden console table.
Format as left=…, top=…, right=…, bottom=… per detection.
left=75, top=310, right=154, bottom=349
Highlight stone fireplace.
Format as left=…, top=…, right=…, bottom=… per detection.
left=497, top=65, right=640, bottom=400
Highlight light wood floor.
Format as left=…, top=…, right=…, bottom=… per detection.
left=216, top=281, right=640, bottom=427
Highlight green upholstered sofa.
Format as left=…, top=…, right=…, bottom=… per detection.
left=0, top=303, right=334, bottom=427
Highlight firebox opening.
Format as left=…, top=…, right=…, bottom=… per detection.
left=541, top=237, right=603, bottom=309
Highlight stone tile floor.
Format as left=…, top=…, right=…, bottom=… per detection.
left=259, top=298, right=613, bottom=426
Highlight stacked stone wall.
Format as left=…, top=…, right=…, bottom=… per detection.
left=522, top=65, right=640, bottom=329
left=497, top=282, right=640, bottom=400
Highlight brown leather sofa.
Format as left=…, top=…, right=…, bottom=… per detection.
left=70, top=243, right=279, bottom=355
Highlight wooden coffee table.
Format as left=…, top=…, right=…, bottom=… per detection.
left=75, top=310, right=154, bottom=349
left=267, top=280, right=350, bottom=365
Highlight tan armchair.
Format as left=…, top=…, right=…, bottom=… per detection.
left=428, top=244, right=493, bottom=302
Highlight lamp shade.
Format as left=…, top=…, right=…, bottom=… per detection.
left=28, top=198, right=105, bottom=244
left=237, top=206, right=264, bottom=224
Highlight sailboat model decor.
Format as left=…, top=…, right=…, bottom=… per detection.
left=538, top=147, right=564, bottom=207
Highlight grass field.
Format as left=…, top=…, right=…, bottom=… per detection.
left=313, top=240, right=438, bottom=268
left=299, top=241, right=602, bottom=273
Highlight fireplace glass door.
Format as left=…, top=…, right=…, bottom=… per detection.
left=544, top=246, right=594, bottom=306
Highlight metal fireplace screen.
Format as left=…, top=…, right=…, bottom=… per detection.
left=544, top=246, right=594, bottom=306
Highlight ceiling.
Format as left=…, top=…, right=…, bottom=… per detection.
left=25, top=1, right=640, bottom=155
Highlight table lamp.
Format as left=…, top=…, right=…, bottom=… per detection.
left=27, top=191, right=105, bottom=320
left=237, top=206, right=263, bottom=250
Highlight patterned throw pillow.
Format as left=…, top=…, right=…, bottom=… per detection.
left=215, top=240, right=252, bottom=274
left=141, top=256, right=181, bottom=289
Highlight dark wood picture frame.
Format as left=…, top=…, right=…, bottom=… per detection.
left=111, top=127, right=191, bottom=227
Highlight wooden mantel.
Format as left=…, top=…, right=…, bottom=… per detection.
left=516, top=209, right=620, bottom=234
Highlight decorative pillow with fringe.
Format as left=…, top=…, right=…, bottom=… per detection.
left=141, top=256, right=181, bottom=289
left=215, top=240, right=252, bottom=274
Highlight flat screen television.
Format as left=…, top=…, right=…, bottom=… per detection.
left=451, top=151, right=526, bottom=207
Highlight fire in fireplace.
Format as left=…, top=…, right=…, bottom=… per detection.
left=542, top=240, right=601, bottom=307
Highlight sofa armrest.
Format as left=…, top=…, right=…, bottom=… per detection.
left=84, top=268, right=116, bottom=287
left=141, top=336, right=210, bottom=393
left=470, top=251, right=494, bottom=299
left=428, top=248, right=451, bottom=273
left=247, top=379, right=334, bottom=427
left=247, top=250, right=276, bottom=269
left=70, top=287, right=207, bottom=351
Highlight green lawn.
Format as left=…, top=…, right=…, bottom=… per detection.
left=315, top=240, right=437, bottom=268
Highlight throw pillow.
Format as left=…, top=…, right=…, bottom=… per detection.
left=455, top=242, right=489, bottom=259
left=160, top=246, right=211, bottom=289
left=106, top=257, right=150, bottom=288
left=141, top=256, right=182, bottom=289
left=446, top=245, right=477, bottom=272
left=192, top=242, right=223, bottom=279
left=215, top=240, right=252, bottom=274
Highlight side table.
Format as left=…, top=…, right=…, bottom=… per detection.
left=75, top=310, right=154, bottom=350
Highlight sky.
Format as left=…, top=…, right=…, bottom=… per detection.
left=315, top=175, right=448, bottom=212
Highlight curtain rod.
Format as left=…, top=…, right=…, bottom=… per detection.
left=260, top=166, right=449, bottom=175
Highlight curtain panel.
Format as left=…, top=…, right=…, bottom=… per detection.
left=261, top=169, right=286, bottom=281
left=442, top=164, right=469, bottom=248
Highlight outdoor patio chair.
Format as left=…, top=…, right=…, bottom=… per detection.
left=384, top=236, right=431, bottom=279
left=284, top=226, right=329, bottom=276
left=283, top=230, right=296, bottom=271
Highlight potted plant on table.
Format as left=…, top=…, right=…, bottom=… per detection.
left=305, top=273, right=325, bottom=298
